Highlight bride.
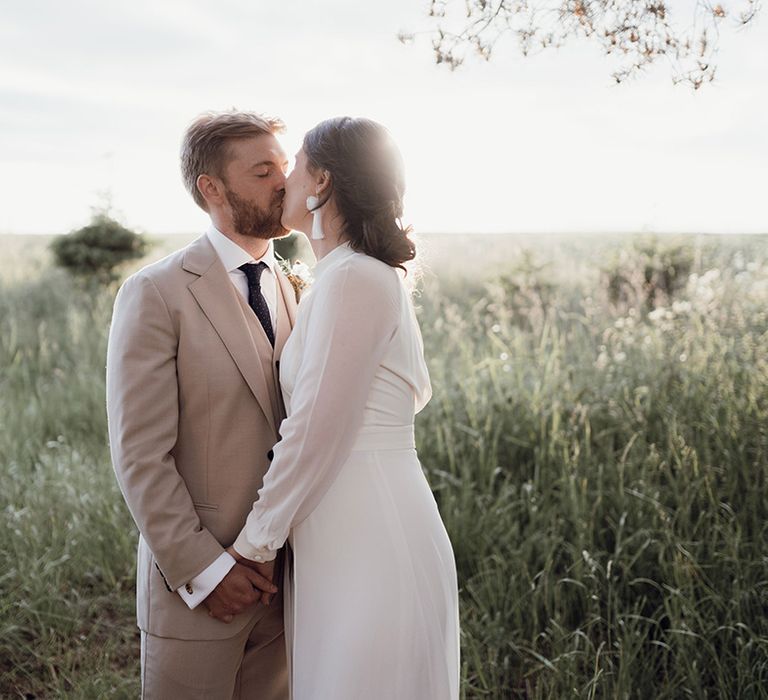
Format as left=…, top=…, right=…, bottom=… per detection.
left=228, top=116, right=460, bottom=699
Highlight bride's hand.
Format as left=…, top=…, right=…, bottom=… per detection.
left=226, top=546, right=277, bottom=606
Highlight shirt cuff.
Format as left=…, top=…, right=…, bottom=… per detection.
left=232, top=528, right=278, bottom=563
left=176, top=551, right=236, bottom=610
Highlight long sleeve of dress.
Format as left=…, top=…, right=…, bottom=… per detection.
left=233, top=256, right=401, bottom=562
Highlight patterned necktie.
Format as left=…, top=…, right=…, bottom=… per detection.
left=238, top=262, right=275, bottom=347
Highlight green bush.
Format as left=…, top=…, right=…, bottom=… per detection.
left=603, top=235, right=695, bottom=311
left=274, top=230, right=312, bottom=264
left=50, top=212, right=150, bottom=284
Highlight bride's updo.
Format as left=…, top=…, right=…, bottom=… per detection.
left=303, top=117, right=416, bottom=271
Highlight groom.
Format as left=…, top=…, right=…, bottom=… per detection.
left=106, top=110, right=297, bottom=698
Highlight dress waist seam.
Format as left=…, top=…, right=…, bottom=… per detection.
left=349, top=424, right=415, bottom=452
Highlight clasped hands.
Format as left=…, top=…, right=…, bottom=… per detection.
left=202, top=546, right=278, bottom=623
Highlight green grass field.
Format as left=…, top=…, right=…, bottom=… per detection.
left=1, top=232, right=767, bottom=698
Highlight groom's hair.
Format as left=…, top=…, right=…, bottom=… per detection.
left=180, top=110, right=286, bottom=211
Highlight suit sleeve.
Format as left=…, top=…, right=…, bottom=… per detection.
left=106, top=273, right=224, bottom=591
left=233, top=259, right=401, bottom=561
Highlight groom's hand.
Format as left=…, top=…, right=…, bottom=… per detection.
left=226, top=546, right=277, bottom=607
left=202, top=562, right=278, bottom=623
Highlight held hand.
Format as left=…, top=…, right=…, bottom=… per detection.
left=226, top=546, right=277, bottom=607
left=202, top=562, right=278, bottom=623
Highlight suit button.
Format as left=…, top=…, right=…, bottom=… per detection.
left=267, top=450, right=274, bottom=461
left=185, top=583, right=193, bottom=595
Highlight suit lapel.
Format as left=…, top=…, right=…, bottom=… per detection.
left=183, top=236, right=277, bottom=430
left=274, top=270, right=298, bottom=358
left=270, top=271, right=299, bottom=423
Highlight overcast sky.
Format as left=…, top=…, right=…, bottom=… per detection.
left=1, top=0, right=766, bottom=235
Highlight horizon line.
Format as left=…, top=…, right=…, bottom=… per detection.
left=2, top=229, right=767, bottom=238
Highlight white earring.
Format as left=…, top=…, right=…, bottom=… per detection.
left=306, top=195, right=325, bottom=240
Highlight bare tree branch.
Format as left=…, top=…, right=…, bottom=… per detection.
left=401, top=0, right=761, bottom=88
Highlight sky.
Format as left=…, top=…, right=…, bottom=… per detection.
left=1, top=0, right=767, bottom=236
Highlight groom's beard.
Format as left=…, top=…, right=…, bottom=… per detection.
left=225, top=187, right=288, bottom=240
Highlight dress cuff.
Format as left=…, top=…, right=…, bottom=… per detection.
left=232, top=528, right=278, bottom=563
left=176, top=551, right=236, bottom=610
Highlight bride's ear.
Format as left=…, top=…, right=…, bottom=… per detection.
left=315, top=169, right=331, bottom=197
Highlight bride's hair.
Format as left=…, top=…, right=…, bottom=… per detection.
left=303, top=117, right=416, bottom=271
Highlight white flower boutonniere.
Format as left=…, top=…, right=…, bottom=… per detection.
left=276, top=254, right=313, bottom=302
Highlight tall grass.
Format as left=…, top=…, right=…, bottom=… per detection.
left=0, top=266, right=138, bottom=698
left=417, top=235, right=768, bottom=697
left=1, top=234, right=766, bottom=698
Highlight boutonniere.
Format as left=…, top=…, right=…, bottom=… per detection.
left=276, top=253, right=313, bottom=302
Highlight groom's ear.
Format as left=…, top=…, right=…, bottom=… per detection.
left=197, top=174, right=224, bottom=210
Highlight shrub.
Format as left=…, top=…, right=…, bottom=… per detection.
left=50, top=211, right=150, bottom=284
left=273, top=230, right=315, bottom=265
left=603, top=235, right=695, bottom=311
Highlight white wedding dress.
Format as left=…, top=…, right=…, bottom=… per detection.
left=233, top=242, right=460, bottom=699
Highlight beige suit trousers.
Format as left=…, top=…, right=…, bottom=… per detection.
left=140, top=555, right=288, bottom=700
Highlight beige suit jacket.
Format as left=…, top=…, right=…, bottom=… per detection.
left=106, top=234, right=297, bottom=640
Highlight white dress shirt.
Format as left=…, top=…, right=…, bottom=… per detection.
left=206, top=224, right=278, bottom=327
left=177, top=225, right=279, bottom=610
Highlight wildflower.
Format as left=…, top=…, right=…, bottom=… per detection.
left=582, top=550, right=598, bottom=573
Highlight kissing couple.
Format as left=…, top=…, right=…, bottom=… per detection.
left=106, top=110, right=460, bottom=699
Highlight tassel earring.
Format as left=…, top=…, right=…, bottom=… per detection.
left=306, top=196, right=325, bottom=240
